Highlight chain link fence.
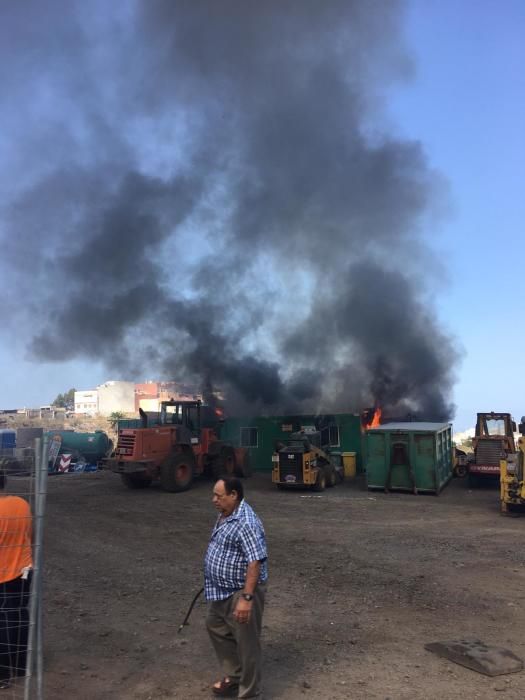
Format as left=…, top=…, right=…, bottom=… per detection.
left=0, top=435, right=48, bottom=699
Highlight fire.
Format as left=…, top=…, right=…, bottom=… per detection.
left=215, top=407, right=225, bottom=418
left=362, top=406, right=382, bottom=431
left=369, top=407, right=382, bottom=428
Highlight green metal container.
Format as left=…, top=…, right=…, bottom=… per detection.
left=221, top=413, right=363, bottom=472
left=117, top=419, right=142, bottom=430
left=365, top=422, right=453, bottom=494
left=44, top=431, right=112, bottom=463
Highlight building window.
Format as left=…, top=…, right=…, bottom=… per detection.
left=328, top=425, right=340, bottom=446
left=240, top=427, right=258, bottom=448
left=321, top=425, right=340, bottom=447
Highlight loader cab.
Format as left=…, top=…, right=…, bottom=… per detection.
left=476, top=413, right=516, bottom=437
left=468, top=412, right=517, bottom=483
left=281, top=430, right=322, bottom=453
left=160, top=400, right=201, bottom=435
left=474, top=412, right=516, bottom=451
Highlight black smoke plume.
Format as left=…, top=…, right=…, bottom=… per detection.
left=0, top=1, right=459, bottom=419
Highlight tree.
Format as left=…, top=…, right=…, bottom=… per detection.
left=52, top=388, right=76, bottom=410
left=108, top=411, right=125, bottom=429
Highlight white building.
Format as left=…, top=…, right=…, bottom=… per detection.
left=138, top=397, right=161, bottom=412
left=97, top=381, right=135, bottom=416
left=74, top=390, right=99, bottom=416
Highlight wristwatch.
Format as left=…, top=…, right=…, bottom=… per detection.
left=241, top=593, right=254, bottom=601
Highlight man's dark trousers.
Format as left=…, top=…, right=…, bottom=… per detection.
left=206, top=584, right=266, bottom=699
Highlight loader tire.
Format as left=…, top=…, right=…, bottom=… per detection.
left=212, top=446, right=236, bottom=480
left=313, top=469, right=326, bottom=492
left=325, top=465, right=337, bottom=487
left=160, top=453, right=194, bottom=493
left=454, top=464, right=468, bottom=478
left=234, top=451, right=253, bottom=478
left=121, top=473, right=152, bottom=489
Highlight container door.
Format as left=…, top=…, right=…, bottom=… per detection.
left=365, top=433, right=388, bottom=488
left=414, top=433, right=437, bottom=492
left=385, top=434, right=416, bottom=491
left=433, top=428, right=453, bottom=491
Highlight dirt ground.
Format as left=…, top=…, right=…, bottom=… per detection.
left=38, top=469, right=525, bottom=700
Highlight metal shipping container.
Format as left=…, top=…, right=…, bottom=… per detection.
left=221, top=413, right=363, bottom=472
left=366, top=422, right=453, bottom=494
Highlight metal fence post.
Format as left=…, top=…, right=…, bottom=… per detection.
left=24, top=435, right=47, bottom=700
left=36, top=436, right=47, bottom=700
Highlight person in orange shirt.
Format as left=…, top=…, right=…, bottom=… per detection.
left=0, top=470, right=33, bottom=689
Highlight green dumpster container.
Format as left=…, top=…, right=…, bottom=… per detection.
left=366, top=422, right=453, bottom=494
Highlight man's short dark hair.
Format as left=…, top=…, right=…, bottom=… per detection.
left=219, top=476, right=244, bottom=502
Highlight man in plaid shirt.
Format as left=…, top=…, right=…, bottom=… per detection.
left=205, top=476, right=268, bottom=699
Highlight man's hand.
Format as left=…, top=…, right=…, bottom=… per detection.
left=233, top=597, right=253, bottom=624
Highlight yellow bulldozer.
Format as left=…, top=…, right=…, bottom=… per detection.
left=271, top=429, right=339, bottom=491
left=500, top=417, right=525, bottom=514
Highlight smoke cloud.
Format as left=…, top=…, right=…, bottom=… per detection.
left=0, top=0, right=459, bottom=420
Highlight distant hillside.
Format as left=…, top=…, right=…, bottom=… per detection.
left=453, top=427, right=475, bottom=452
left=0, top=412, right=120, bottom=442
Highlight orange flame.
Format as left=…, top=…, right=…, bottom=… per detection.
left=367, top=407, right=382, bottom=429
left=369, top=407, right=382, bottom=428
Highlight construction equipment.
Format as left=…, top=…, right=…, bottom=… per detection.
left=466, top=412, right=516, bottom=486
left=271, top=429, right=339, bottom=491
left=105, top=400, right=250, bottom=492
left=500, top=418, right=525, bottom=514
left=453, top=446, right=469, bottom=478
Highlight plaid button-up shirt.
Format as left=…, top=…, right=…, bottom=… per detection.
left=204, top=499, right=268, bottom=601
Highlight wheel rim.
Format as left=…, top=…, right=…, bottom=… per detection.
left=176, top=463, right=190, bottom=483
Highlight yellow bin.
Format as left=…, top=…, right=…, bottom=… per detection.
left=342, top=452, right=356, bottom=479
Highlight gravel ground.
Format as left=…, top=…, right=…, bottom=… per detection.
left=40, top=470, right=525, bottom=699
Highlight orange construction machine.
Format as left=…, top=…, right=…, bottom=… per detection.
left=105, top=400, right=250, bottom=492
left=467, top=412, right=516, bottom=486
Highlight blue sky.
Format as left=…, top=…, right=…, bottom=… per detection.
left=1, top=1, right=523, bottom=431
left=389, top=0, right=525, bottom=430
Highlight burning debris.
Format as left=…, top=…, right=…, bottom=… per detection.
left=362, top=407, right=383, bottom=431
left=0, top=1, right=459, bottom=420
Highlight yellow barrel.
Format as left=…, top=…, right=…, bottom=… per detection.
left=342, top=452, right=356, bottom=478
